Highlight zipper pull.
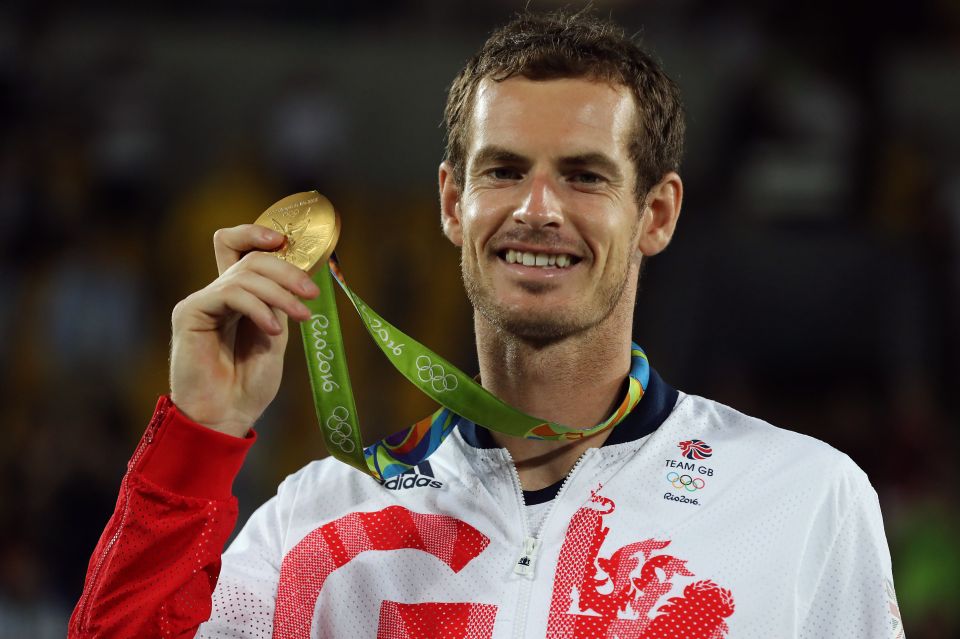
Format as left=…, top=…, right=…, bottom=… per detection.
left=514, top=536, right=540, bottom=577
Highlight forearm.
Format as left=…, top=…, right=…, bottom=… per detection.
left=69, top=397, right=255, bottom=639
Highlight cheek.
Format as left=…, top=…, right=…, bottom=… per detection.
left=461, top=194, right=509, bottom=245
left=580, top=214, right=623, bottom=258
left=456, top=213, right=489, bottom=261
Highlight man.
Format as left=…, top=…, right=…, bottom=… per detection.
left=69, top=9, right=903, bottom=639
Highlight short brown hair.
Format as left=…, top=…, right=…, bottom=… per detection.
left=443, top=8, right=685, bottom=200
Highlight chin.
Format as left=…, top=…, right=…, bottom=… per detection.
left=480, top=304, right=590, bottom=343
left=463, top=262, right=624, bottom=343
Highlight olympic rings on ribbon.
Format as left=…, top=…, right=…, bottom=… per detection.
left=325, top=406, right=356, bottom=453
left=667, top=471, right=706, bottom=492
left=415, top=355, right=459, bottom=393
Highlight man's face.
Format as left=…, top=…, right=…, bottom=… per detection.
left=444, top=76, right=644, bottom=341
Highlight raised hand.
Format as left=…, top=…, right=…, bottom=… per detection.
left=169, top=224, right=319, bottom=437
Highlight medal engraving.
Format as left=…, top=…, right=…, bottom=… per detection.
left=254, top=191, right=340, bottom=272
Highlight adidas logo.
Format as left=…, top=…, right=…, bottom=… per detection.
left=381, top=461, right=444, bottom=491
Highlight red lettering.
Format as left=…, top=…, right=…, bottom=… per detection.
left=274, top=506, right=491, bottom=639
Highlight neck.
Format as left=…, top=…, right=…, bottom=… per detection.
left=475, top=304, right=634, bottom=490
left=477, top=327, right=630, bottom=428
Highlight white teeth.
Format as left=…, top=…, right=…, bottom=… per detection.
left=503, top=250, right=576, bottom=269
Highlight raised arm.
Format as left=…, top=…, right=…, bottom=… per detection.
left=69, top=224, right=318, bottom=638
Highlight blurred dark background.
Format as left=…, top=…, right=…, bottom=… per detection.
left=1, top=0, right=958, bottom=636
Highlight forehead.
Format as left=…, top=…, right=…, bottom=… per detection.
left=468, top=76, right=636, bottom=161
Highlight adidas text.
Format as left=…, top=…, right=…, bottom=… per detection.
left=384, top=475, right=443, bottom=490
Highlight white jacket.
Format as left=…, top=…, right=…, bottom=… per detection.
left=200, top=370, right=903, bottom=639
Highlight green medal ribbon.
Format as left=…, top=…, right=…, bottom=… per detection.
left=300, top=256, right=650, bottom=480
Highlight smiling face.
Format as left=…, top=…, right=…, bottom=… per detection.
left=441, top=76, right=646, bottom=341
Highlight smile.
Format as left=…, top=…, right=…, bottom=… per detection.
left=500, top=249, right=581, bottom=269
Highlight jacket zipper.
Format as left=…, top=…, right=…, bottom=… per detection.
left=503, top=448, right=594, bottom=638
left=76, top=401, right=167, bottom=631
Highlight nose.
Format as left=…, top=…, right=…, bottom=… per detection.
left=513, top=173, right=563, bottom=229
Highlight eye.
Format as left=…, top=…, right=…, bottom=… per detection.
left=570, top=171, right=604, bottom=185
left=488, top=167, right=522, bottom=181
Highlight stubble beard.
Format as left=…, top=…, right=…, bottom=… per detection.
left=461, top=253, right=632, bottom=344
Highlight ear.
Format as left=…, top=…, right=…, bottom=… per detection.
left=636, top=171, right=683, bottom=256
left=439, top=161, right=463, bottom=247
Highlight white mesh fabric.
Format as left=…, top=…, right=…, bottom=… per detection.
left=193, top=392, right=901, bottom=638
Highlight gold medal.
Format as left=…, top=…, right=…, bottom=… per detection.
left=253, top=191, right=340, bottom=273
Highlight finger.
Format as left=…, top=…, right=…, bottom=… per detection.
left=214, top=224, right=286, bottom=275
left=222, top=288, right=285, bottom=336
left=225, top=270, right=313, bottom=322
left=228, top=251, right=320, bottom=301
left=183, top=286, right=285, bottom=336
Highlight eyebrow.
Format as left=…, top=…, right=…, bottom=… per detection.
left=470, top=145, right=527, bottom=170
left=469, top=145, right=623, bottom=181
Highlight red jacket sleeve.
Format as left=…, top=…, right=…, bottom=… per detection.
left=68, top=396, right=256, bottom=639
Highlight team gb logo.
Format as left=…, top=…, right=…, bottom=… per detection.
left=678, top=439, right=713, bottom=460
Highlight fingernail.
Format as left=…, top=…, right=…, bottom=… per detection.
left=262, top=229, right=280, bottom=242
left=302, top=279, right=319, bottom=296
left=270, top=317, right=282, bottom=331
